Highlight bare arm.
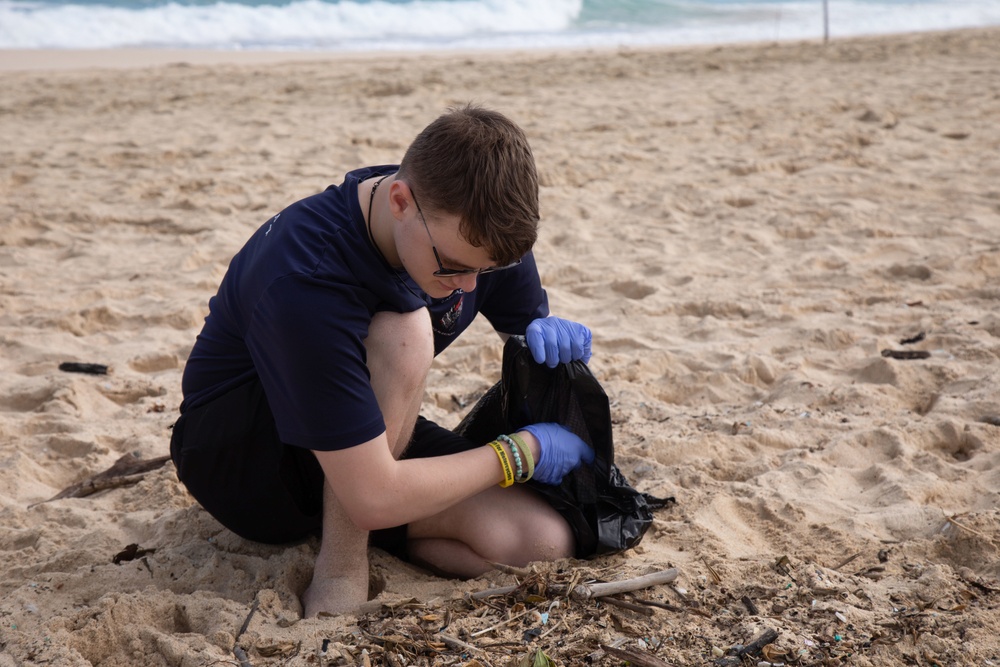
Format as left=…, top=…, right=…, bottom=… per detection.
left=314, top=431, right=539, bottom=531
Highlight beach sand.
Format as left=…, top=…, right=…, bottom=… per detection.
left=1, top=28, right=999, bottom=666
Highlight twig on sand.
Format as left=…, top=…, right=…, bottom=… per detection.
left=30, top=453, right=171, bottom=507
left=539, top=618, right=564, bottom=639
left=599, top=596, right=655, bottom=616
left=632, top=598, right=685, bottom=613
left=233, top=596, right=260, bottom=667
left=437, top=632, right=488, bottom=656
left=737, top=628, right=779, bottom=658
left=633, top=597, right=712, bottom=618
left=470, top=607, right=535, bottom=637
left=830, top=552, right=862, bottom=571
left=601, top=642, right=674, bottom=667
left=944, top=515, right=989, bottom=539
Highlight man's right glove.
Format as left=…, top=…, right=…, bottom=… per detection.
left=521, top=423, right=595, bottom=485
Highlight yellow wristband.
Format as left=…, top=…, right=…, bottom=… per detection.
left=487, top=440, right=515, bottom=488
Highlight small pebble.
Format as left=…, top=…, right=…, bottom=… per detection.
left=276, top=613, right=299, bottom=628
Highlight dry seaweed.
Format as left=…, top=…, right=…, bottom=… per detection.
left=245, top=549, right=1000, bottom=667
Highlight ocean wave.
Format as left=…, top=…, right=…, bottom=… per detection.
left=0, top=0, right=583, bottom=49
left=1, top=0, right=999, bottom=51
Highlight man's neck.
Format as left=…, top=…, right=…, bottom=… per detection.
left=364, top=174, right=402, bottom=268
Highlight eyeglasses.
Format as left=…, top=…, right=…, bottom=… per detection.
left=411, top=191, right=522, bottom=277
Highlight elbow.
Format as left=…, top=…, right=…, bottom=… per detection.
left=340, top=494, right=402, bottom=532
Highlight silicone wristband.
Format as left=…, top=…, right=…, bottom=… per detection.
left=487, top=440, right=515, bottom=488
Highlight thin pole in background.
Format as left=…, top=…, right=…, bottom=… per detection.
left=823, top=0, right=830, bottom=42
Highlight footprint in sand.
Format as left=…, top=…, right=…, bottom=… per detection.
left=887, top=263, right=932, bottom=281
left=96, top=378, right=168, bottom=406
left=611, top=280, right=656, bottom=300
left=127, top=353, right=179, bottom=374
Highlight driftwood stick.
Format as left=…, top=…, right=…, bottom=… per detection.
left=599, top=596, right=655, bottom=616
left=31, top=454, right=171, bottom=507
left=575, top=568, right=680, bottom=599
left=470, top=568, right=680, bottom=602
left=737, top=628, right=779, bottom=657
left=600, top=643, right=673, bottom=667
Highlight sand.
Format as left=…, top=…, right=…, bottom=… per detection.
left=1, top=28, right=999, bottom=666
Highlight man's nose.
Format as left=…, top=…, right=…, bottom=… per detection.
left=454, top=272, right=478, bottom=292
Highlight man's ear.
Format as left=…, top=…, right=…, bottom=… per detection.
left=387, top=180, right=413, bottom=221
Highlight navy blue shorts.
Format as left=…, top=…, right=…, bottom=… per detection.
left=169, top=377, right=480, bottom=552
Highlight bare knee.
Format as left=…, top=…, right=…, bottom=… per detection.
left=365, top=308, right=434, bottom=383
left=505, top=510, right=575, bottom=565
left=407, top=511, right=574, bottom=580
left=497, top=489, right=575, bottom=564
left=365, top=309, right=434, bottom=453
left=410, top=487, right=576, bottom=570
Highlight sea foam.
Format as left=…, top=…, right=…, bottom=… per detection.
left=1, top=0, right=999, bottom=51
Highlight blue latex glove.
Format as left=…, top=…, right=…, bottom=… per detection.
left=526, top=317, right=592, bottom=368
left=522, top=423, right=595, bottom=485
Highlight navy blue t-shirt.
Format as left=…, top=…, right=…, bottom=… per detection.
left=181, top=166, right=548, bottom=451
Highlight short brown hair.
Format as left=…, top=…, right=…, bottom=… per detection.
left=397, top=104, right=539, bottom=265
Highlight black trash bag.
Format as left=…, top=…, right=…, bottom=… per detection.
left=455, top=336, right=674, bottom=558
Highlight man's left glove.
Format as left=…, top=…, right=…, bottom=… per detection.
left=526, top=317, right=592, bottom=368
left=521, top=423, right=595, bottom=485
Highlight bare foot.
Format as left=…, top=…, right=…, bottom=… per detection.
left=302, top=571, right=368, bottom=618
